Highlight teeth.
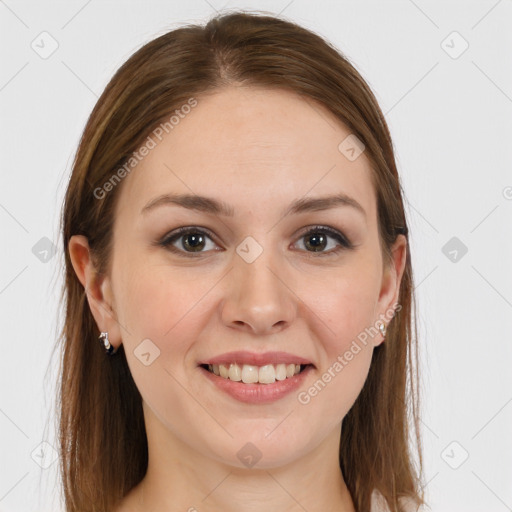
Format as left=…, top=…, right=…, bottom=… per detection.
left=275, top=363, right=287, bottom=381
left=219, top=364, right=229, bottom=378
left=241, top=365, right=259, bottom=384
left=228, top=363, right=242, bottom=381
left=206, top=362, right=305, bottom=384
left=258, top=364, right=275, bottom=384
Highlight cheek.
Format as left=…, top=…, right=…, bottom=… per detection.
left=113, top=254, right=209, bottom=344
left=298, top=292, right=376, bottom=431
left=304, top=257, right=381, bottom=343
left=111, top=255, right=220, bottom=395
left=295, top=258, right=380, bottom=418
left=111, top=261, right=210, bottom=427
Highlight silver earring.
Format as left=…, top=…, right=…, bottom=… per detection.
left=378, top=322, right=387, bottom=339
left=99, top=331, right=117, bottom=355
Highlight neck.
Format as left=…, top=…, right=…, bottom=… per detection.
left=120, top=403, right=356, bottom=512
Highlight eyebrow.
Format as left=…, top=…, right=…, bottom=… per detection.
left=141, top=192, right=366, bottom=218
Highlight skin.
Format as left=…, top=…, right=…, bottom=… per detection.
left=69, top=85, right=406, bottom=512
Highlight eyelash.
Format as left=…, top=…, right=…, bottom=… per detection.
left=156, top=225, right=354, bottom=258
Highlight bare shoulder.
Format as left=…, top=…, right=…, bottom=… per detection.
left=370, top=489, right=430, bottom=512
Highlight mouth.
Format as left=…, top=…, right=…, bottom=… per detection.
left=197, top=361, right=315, bottom=404
left=199, top=362, right=314, bottom=385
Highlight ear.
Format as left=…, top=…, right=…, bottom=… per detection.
left=68, top=235, right=122, bottom=350
left=373, top=234, right=407, bottom=347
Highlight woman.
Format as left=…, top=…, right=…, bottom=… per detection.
left=58, top=10, right=426, bottom=512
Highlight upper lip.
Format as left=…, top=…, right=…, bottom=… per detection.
left=198, top=351, right=314, bottom=367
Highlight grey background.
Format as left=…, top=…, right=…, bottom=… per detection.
left=1, top=1, right=511, bottom=511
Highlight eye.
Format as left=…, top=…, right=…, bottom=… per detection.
left=293, top=226, right=354, bottom=257
left=157, top=225, right=354, bottom=258
left=158, top=227, right=219, bottom=256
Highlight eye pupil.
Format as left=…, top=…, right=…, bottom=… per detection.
left=305, top=233, right=327, bottom=252
left=183, top=233, right=205, bottom=251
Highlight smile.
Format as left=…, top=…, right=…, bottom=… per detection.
left=198, top=363, right=315, bottom=404
left=201, top=362, right=311, bottom=384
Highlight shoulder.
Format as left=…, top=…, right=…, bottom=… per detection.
left=370, top=489, right=430, bottom=512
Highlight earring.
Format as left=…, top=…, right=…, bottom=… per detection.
left=99, top=331, right=117, bottom=355
left=378, top=322, right=387, bottom=339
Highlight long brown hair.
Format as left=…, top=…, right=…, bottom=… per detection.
left=55, top=10, right=425, bottom=512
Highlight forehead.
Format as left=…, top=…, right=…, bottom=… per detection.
left=116, top=86, right=376, bottom=223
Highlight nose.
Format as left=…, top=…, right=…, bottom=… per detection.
left=221, top=245, right=297, bottom=335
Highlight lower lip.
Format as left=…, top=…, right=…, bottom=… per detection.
left=198, top=365, right=314, bottom=404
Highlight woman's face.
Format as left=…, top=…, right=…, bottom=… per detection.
left=85, top=86, right=405, bottom=468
